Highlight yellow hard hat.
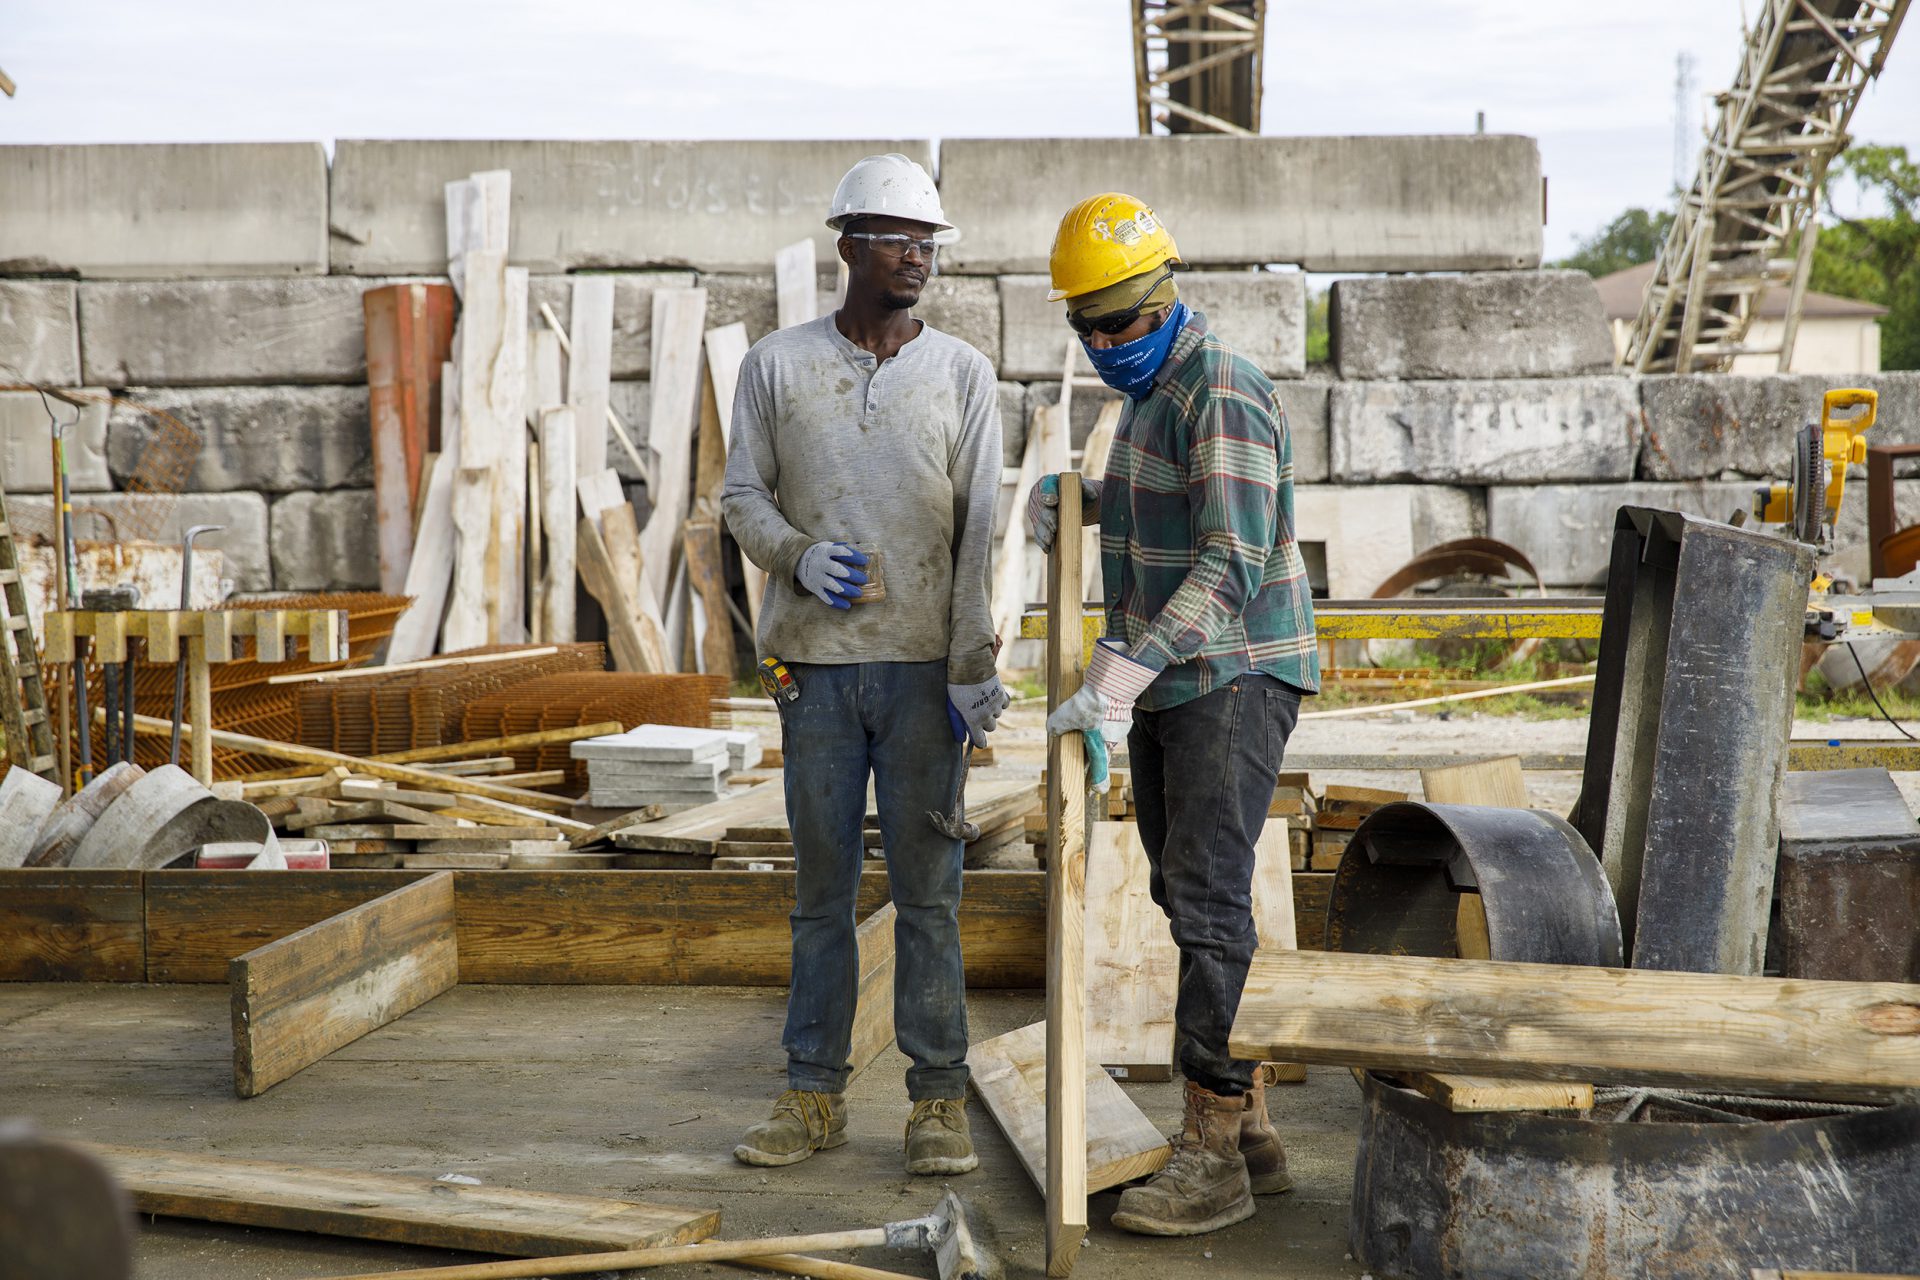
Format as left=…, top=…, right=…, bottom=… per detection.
left=1047, top=193, right=1181, bottom=303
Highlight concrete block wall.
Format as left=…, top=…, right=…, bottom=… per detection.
left=6, top=136, right=1904, bottom=600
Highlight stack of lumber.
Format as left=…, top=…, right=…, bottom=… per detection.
left=267, top=781, right=579, bottom=870
left=1310, top=783, right=1407, bottom=871
left=1027, top=768, right=1135, bottom=857
left=570, top=725, right=755, bottom=810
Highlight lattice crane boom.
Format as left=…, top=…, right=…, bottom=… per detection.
left=1625, top=0, right=1909, bottom=374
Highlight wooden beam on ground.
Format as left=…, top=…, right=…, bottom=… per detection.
left=967, top=1020, right=1170, bottom=1197
left=1228, top=949, right=1920, bottom=1099
left=80, top=1143, right=717, bottom=1256
left=849, top=901, right=897, bottom=1080
left=1044, top=473, right=1088, bottom=1276
left=231, top=873, right=458, bottom=1097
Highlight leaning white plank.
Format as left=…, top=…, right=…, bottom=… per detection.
left=775, top=239, right=819, bottom=330
left=640, top=288, right=709, bottom=613
left=991, top=405, right=1046, bottom=660
left=703, top=320, right=762, bottom=626
left=386, top=450, right=457, bottom=664
left=1083, top=821, right=1176, bottom=1078
left=446, top=249, right=520, bottom=650
left=567, top=276, right=614, bottom=479
left=496, top=266, right=529, bottom=643
left=537, top=407, right=577, bottom=644
left=444, top=169, right=509, bottom=299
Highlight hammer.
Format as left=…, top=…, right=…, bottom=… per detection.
left=928, top=739, right=978, bottom=842
left=326, top=1190, right=998, bottom=1280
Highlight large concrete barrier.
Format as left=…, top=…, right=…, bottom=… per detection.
left=528, top=272, right=696, bottom=379
left=107, top=387, right=371, bottom=493
left=0, top=389, right=110, bottom=491
left=1487, top=483, right=1753, bottom=586
left=937, top=136, right=1542, bottom=274
left=0, top=144, right=327, bottom=278
left=0, top=282, right=79, bottom=383
left=13, top=492, right=272, bottom=590
left=1639, top=372, right=1920, bottom=479
left=1294, top=483, right=1488, bottom=596
left=80, top=278, right=426, bottom=386
left=999, top=271, right=1304, bottom=380
left=1330, top=377, right=1639, bottom=484
left=330, top=140, right=933, bottom=275
left=271, top=490, right=379, bottom=591
left=1331, top=271, right=1613, bottom=380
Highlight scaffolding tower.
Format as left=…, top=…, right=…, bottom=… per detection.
left=1132, top=1, right=1266, bottom=136
left=1624, top=0, right=1909, bottom=374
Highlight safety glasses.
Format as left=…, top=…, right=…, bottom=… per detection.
left=1065, top=266, right=1173, bottom=338
left=844, top=232, right=940, bottom=261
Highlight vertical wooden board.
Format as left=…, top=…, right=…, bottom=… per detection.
left=0, top=870, right=145, bottom=981
left=774, top=239, right=819, bottom=330
left=967, top=1020, right=1170, bottom=1197
left=1083, top=822, right=1175, bottom=1079
left=702, top=321, right=762, bottom=626
left=447, top=249, right=510, bottom=651
left=848, top=900, right=897, bottom=1080
left=366, top=284, right=419, bottom=595
left=693, top=358, right=728, bottom=512
left=599, top=502, right=671, bottom=672
left=640, top=288, right=709, bottom=612
left=1044, top=474, right=1087, bottom=1276
left=527, top=327, right=564, bottom=426
left=187, top=637, right=213, bottom=784
left=575, top=517, right=651, bottom=675
left=683, top=518, right=734, bottom=679
left=537, top=408, right=577, bottom=645
left=387, top=385, right=458, bottom=664
left=496, top=267, right=530, bottom=644
left=993, top=405, right=1047, bottom=653
left=567, top=276, right=614, bottom=479
left=1421, top=757, right=1530, bottom=809
left=231, top=873, right=458, bottom=1097
left=1078, top=398, right=1121, bottom=597
left=82, top=1144, right=719, bottom=1256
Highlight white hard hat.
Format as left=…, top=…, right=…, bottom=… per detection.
left=826, top=153, right=955, bottom=236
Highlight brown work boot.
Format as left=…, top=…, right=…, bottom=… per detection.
left=1111, top=1080, right=1255, bottom=1236
left=733, top=1089, right=847, bottom=1168
left=1240, top=1064, right=1295, bottom=1196
left=904, top=1096, right=979, bottom=1175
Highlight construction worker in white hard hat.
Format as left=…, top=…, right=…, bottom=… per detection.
left=1027, top=193, right=1319, bottom=1237
left=722, top=153, right=1007, bottom=1178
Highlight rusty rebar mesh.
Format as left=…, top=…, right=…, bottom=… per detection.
left=460, top=672, right=728, bottom=787
left=0, top=387, right=202, bottom=542
left=294, top=643, right=607, bottom=758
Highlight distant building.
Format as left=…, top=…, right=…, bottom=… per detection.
left=1594, top=260, right=1886, bottom=374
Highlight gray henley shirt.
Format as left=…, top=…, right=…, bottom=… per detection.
left=720, top=313, right=1003, bottom=685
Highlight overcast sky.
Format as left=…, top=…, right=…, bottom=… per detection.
left=5, top=1, right=1918, bottom=260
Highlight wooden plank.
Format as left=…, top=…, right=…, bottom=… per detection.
left=598, top=499, right=672, bottom=672
left=0, top=869, right=144, bottom=981
left=849, top=901, right=897, bottom=1080
left=640, top=287, right=708, bottom=614
left=365, top=282, right=454, bottom=595
left=1077, top=398, right=1121, bottom=598
left=967, top=1021, right=1170, bottom=1198
left=81, top=1143, right=718, bottom=1257
left=536, top=407, right=578, bottom=644
left=1228, top=948, right=1920, bottom=1098
left=1083, top=822, right=1175, bottom=1080
left=576, top=514, right=656, bottom=675
left=684, top=517, right=735, bottom=679
left=230, top=873, right=458, bottom=1097
left=992, top=404, right=1046, bottom=653
left=1403, top=1073, right=1593, bottom=1113
left=613, top=780, right=791, bottom=855
left=386, top=444, right=457, bottom=664
left=774, top=238, right=819, bottom=330
left=187, top=636, right=213, bottom=784
left=1044, top=473, right=1087, bottom=1277
left=566, top=276, right=614, bottom=480
left=137, top=869, right=1045, bottom=987
left=703, top=320, right=761, bottom=626
left=447, top=248, right=518, bottom=651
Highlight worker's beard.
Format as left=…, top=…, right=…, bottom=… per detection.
left=880, top=284, right=921, bottom=311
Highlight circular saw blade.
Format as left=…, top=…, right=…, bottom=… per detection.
left=1791, top=421, right=1827, bottom=545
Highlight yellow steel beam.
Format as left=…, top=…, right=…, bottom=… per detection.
left=1018, top=599, right=1606, bottom=646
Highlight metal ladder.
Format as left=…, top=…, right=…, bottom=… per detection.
left=0, top=488, right=58, bottom=780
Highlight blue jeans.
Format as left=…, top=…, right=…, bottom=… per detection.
left=1130, top=672, right=1302, bottom=1095
left=779, top=660, right=970, bottom=1100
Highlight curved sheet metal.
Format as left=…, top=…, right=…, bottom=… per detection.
left=1327, top=800, right=1623, bottom=967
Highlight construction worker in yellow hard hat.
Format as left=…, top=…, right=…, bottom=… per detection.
left=1027, top=193, right=1319, bottom=1238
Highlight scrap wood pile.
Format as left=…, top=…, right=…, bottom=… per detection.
left=371, top=167, right=820, bottom=691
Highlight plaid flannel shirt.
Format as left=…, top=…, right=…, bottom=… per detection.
left=1097, top=311, right=1319, bottom=712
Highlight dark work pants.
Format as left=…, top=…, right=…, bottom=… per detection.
left=1129, top=672, right=1301, bottom=1095
left=779, top=660, right=970, bottom=1100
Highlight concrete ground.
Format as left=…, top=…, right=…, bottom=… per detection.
left=1, top=982, right=1366, bottom=1280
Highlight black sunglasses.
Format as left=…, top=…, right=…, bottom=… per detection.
left=1065, top=266, right=1175, bottom=338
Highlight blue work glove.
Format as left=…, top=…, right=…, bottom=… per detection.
left=794, top=541, right=869, bottom=610
left=947, top=674, right=1010, bottom=749
left=1025, top=473, right=1103, bottom=553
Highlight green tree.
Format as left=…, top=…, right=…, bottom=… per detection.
left=1553, top=207, right=1675, bottom=277
left=1811, top=143, right=1920, bottom=370
left=1305, top=288, right=1329, bottom=364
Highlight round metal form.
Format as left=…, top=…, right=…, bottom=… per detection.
left=0, top=767, right=62, bottom=869
left=24, top=761, right=145, bottom=868
left=1351, top=1069, right=1920, bottom=1279
left=1328, top=801, right=1623, bottom=966
left=69, top=764, right=271, bottom=872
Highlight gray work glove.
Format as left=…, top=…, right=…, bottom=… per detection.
left=794, top=541, right=869, bottom=610
left=947, top=675, right=1011, bottom=749
left=1025, top=474, right=1103, bottom=553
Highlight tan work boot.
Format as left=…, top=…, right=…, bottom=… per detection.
left=1240, top=1064, right=1295, bottom=1195
left=733, top=1089, right=848, bottom=1168
left=1111, top=1080, right=1255, bottom=1236
left=904, top=1096, right=979, bottom=1175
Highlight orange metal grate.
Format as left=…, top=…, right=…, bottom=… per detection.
left=459, top=672, right=728, bottom=788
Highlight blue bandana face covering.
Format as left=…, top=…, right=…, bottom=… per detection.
left=1081, top=299, right=1189, bottom=402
